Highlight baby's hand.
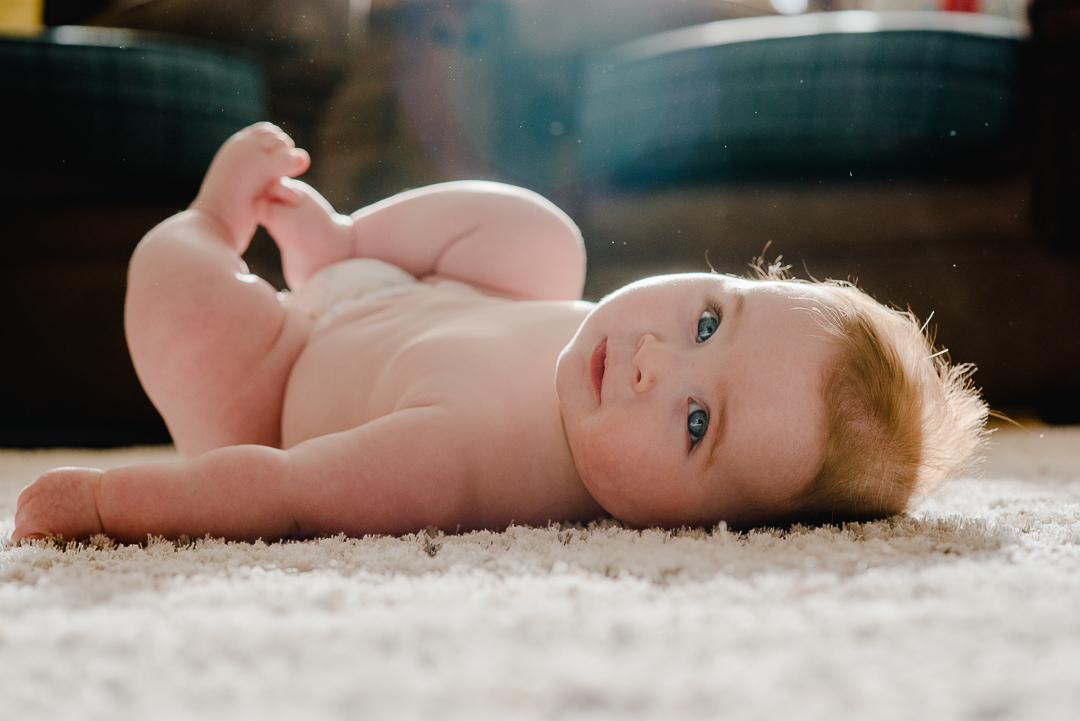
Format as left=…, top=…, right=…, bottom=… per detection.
left=13, top=467, right=105, bottom=542
left=256, top=177, right=355, bottom=291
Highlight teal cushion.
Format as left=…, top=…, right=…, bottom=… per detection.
left=576, top=11, right=1027, bottom=185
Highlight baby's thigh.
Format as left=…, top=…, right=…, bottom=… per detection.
left=126, top=211, right=312, bottom=456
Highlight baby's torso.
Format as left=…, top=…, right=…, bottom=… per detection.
left=278, top=264, right=599, bottom=525
left=283, top=280, right=587, bottom=440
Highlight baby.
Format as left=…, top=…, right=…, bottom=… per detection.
left=13, top=123, right=987, bottom=543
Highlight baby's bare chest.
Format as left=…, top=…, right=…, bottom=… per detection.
left=280, top=288, right=587, bottom=447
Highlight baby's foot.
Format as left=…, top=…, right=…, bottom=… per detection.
left=190, top=123, right=310, bottom=254
left=256, top=178, right=354, bottom=290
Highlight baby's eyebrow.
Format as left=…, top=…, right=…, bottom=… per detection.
left=725, top=294, right=746, bottom=334
left=705, top=397, right=729, bottom=471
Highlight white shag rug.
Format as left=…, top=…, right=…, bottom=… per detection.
left=1, top=425, right=1079, bottom=720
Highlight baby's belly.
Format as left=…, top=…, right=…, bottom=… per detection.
left=281, top=323, right=399, bottom=447
left=278, top=284, right=506, bottom=448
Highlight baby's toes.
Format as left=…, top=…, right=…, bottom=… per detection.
left=216, top=123, right=294, bottom=170
left=248, top=126, right=310, bottom=179
left=250, top=122, right=295, bottom=150
left=246, top=127, right=308, bottom=180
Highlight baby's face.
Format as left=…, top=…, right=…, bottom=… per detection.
left=555, top=273, right=836, bottom=528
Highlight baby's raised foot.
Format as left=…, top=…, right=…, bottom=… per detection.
left=190, top=122, right=310, bottom=253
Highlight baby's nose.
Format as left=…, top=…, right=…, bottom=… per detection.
left=632, top=333, right=678, bottom=393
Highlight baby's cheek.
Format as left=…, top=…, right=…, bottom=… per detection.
left=576, top=426, right=708, bottom=526
left=573, top=425, right=659, bottom=518
left=569, top=428, right=626, bottom=504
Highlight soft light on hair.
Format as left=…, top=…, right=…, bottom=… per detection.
left=746, top=254, right=989, bottom=525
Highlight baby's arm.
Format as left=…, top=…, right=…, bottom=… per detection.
left=13, top=408, right=472, bottom=543
left=348, top=182, right=587, bottom=301
left=259, top=180, right=587, bottom=301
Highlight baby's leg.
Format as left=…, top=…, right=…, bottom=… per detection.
left=126, top=123, right=313, bottom=457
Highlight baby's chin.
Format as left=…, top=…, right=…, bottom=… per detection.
left=579, top=463, right=787, bottom=530
left=575, top=470, right=709, bottom=529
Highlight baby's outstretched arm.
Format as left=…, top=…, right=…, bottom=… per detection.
left=14, top=408, right=473, bottom=543
left=259, top=179, right=587, bottom=301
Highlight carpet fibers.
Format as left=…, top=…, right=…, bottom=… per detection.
left=1, top=425, right=1078, bottom=720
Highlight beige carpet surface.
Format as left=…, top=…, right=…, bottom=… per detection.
left=1, top=426, right=1078, bottom=720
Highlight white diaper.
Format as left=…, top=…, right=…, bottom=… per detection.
left=282, top=258, right=420, bottom=320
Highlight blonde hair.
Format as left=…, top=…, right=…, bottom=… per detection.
left=748, top=256, right=988, bottom=525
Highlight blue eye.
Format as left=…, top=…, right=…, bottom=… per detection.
left=688, top=402, right=708, bottom=443
left=696, top=310, right=719, bottom=342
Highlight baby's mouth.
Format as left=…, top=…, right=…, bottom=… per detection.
left=590, top=338, right=607, bottom=401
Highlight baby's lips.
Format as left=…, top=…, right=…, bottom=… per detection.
left=590, top=338, right=607, bottom=401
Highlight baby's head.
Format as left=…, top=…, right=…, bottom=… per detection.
left=555, top=266, right=987, bottom=529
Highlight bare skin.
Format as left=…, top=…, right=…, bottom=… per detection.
left=13, top=123, right=836, bottom=544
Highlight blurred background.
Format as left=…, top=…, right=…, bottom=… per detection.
left=1, top=0, right=1077, bottom=445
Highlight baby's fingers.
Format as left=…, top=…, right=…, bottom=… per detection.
left=262, top=177, right=307, bottom=206
left=13, top=467, right=105, bottom=542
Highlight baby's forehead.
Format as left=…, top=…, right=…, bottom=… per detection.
left=724, top=281, right=844, bottom=362
left=715, top=276, right=836, bottom=313
left=719, top=274, right=816, bottom=293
